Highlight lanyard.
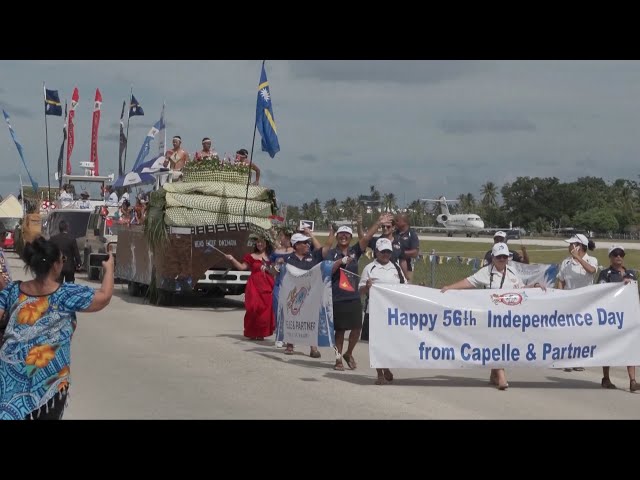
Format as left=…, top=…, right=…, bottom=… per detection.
left=489, top=265, right=506, bottom=289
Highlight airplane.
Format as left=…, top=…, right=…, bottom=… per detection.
left=421, top=196, right=485, bottom=237
left=417, top=196, right=520, bottom=238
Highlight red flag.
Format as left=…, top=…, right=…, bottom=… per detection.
left=339, top=269, right=355, bottom=292
left=66, top=87, right=79, bottom=175
left=90, top=88, right=102, bottom=175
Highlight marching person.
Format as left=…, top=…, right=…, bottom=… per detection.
left=359, top=237, right=406, bottom=385
left=0, top=237, right=114, bottom=420
left=482, top=231, right=529, bottom=266
left=596, top=245, right=640, bottom=392
left=225, top=233, right=275, bottom=341
left=327, top=225, right=369, bottom=371
left=441, top=242, right=546, bottom=390
left=556, top=233, right=597, bottom=372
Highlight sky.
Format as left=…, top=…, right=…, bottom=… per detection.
left=1, top=60, right=640, bottom=208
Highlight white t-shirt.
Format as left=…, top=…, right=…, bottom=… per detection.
left=118, top=192, right=129, bottom=206
left=360, top=260, right=406, bottom=313
left=467, top=265, right=525, bottom=289
left=557, top=253, right=598, bottom=290
left=107, top=192, right=119, bottom=206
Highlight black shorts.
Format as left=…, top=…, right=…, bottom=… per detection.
left=333, top=299, right=363, bottom=331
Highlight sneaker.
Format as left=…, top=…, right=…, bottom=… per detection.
left=275, top=341, right=284, bottom=348
left=631, top=380, right=640, bottom=392
left=601, top=377, right=617, bottom=389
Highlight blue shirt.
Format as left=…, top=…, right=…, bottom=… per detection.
left=0, top=281, right=95, bottom=420
left=327, top=244, right=363, bottom=303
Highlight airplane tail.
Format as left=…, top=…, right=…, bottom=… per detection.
left=438, top=196, right=451, bottom=216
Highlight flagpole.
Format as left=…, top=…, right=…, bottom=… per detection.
left=123, top=86, right=133, bottom=172
left=58, top=99, right=67, bottom=190
left=42, top=82, right=52, bottom=202
left=242, top=60, right=265, bottom=223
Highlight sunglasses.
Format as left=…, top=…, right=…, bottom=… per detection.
left=379, top=250, right=392, bottom=254
left=295, top=242, right=310, bottom=247
left=381, top=224, right=393, bottom=229
left=494, top=255, right=509, bottom=260
left=610, top=250, right=625, bottom=258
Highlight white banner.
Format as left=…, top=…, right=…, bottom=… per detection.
left=508, top=261, right=559, bottom=288
left=369, top=282, right=640, bottom=368
left=277, top=261, right=335, bottom=347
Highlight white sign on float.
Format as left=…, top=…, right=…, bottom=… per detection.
left=369, top=282, right=640, bottom=369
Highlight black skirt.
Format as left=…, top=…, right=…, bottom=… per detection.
left=333, top=299, right=363, bottom=331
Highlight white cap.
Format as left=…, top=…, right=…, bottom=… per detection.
left=336, top=226, right=353, bottom=235
left=564, top=233, right=588, bottom=246
left=608, top=245, right=625, bottom=256
left=291, top=233, right=310, bottom=246
left=494, top=231, right=507, bottom=239
left=376, top=237, right=393, bottom=252
left=491, top=242, right=510, bottom=257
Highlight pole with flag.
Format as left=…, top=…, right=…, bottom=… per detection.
left=44, top=84, right=62, bottom=200
left=118, top=100, right=127, bottom=177
left=123, top=89, right=144, bottom=172
left=56, top=101, right=68, bottom=189
left=131, top=112, right=166, bottom=173
left=243, top=60, right=280, bottom=221
left=90, top=89, right=102, bottom=176
left=158, top=101, right=166, bottom=156
left=66, top=87, right=79, bottom=175
left=3, top=109, right=39, bottom=194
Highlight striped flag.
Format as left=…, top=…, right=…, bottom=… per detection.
left=90, top=89, right=102, bottom=175
left=66, top=87, right=79, bottom=175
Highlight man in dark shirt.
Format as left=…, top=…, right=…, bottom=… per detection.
left=49, top=220, right=82, bottom=283
left=596, top=245, right=639, bottom=392
left=394, top=214, right=420, bottom=283
left=482, top=231, right=529, bottom=267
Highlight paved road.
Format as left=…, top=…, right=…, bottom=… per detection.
left=3, top=252, right=639, bottom=419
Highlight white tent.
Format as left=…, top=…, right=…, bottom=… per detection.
left=0, top=194, right=24, bottom=218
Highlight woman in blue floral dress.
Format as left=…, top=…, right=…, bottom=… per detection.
left=0, top=237, right=114, bottom=420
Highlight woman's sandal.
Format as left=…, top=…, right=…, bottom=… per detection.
left=343, top=353, right=357, bottom=370
left=284, top=346, right=294, bottom=355
left=334, top=361, right=345, bottom=371
left=498, top=382, right=509, bottom=391
left=375, top=375, right=388, bottom=385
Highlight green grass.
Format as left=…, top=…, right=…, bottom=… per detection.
left=315, top=236, right=639, bottom=289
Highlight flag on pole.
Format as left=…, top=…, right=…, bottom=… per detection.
left=118, top=100, right=127, bottom=177
left=56, top=101, right=67, bottom=185
left=129, top=94, right=144, bottom=117
left=66, top=87, right=79, bottom=175
left=132, top=114, right=166, bottom=172
left=255, top=62, right=280, bottom=158
left=90, top=88, right=102, bottom=175
left=338, top=269, right=356, bottom=292
left=44, top=88, right=62, bottom=116
left=157, top=102, right=166, bottom=155
left=2, top=109, right=39, bottom=193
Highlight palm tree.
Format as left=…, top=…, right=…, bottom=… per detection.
left=481, top=181, right=498, bottom=208
left=369, top=185, right=381, bottom=201
left=383, top=193, right=397, bottom=212
left=324, top=198, right=339, bottom=223
left=341, top=197, right=357, bottom=222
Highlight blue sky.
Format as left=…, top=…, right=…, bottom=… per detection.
left=1, top=60, right=640, bottom=207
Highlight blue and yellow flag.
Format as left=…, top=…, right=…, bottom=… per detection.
left=255, top=62, right=280, bottom=158
left=44, top=88, right=62, bottom=116
left=129, top=94, right=144, bottom=117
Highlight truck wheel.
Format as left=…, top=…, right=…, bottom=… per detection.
left=127, top=281, right=140, bottom=297
left=157, top=290, right=175, bottom=306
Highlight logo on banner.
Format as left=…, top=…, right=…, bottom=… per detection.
left=287, top=286, right=310, bottom=315
left=491, top=292, right=526, bottom=306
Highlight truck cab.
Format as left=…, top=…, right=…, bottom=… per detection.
left=77, top=206, right=119, bottom=280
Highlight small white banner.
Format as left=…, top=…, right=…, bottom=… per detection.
left=369, top=282, right=640, bottom=369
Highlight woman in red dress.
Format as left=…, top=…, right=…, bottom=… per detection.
left=225, top=234, right=275, bottom=340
